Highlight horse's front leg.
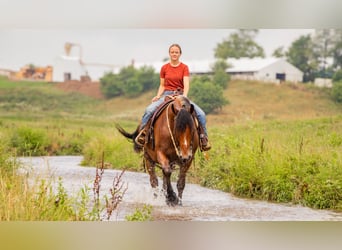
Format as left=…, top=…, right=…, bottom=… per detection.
left=177, top=162, right=192, bottom=206
left=157, top=152, right=178, bottom=206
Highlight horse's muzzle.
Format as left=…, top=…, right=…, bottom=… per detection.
left=179, top=154, right=192, bottom=164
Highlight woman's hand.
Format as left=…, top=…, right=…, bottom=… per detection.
left=152, top=95, right=161, bottom=102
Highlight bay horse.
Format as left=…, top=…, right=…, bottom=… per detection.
left=116, top=95, right=199, bottom=206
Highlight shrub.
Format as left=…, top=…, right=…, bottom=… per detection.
left=121, top=78, right=143, bottom=98
left=10, top=127, right=48, bottom=156
left=125, top=204, right=152, bottom=221
left=331, top=81, right=342, bottom=103
left=213, top=69, right=230, bottom=89
left=189, top=78, right=229, bottom=114
left=100, top=72, right=123, bottom=98
left=100, top=66, right=159, bottom=98
left=332, top=69, right=342, bottom=82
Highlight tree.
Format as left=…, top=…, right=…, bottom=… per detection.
left=136, top=66, right=159, bottom=92
left=332, top=69, right=342, bottom=82
left=286, top=35, right=318, bottom=82
left=331, top=81, right=342, bottom=103
left=213, top=69, right=230, bottom=89
left=214, top=29, right=265, bottom=59
left=100, top=72, right=123, bottom=98
left=189, top=76, right=229, bottom=114
left=100, top=65, right=158, bottom=98
left=272, top=46, right=286, bottom=58
left=284, top=30, right=342, bottom=82
left=331, top=29, right=342, bottom=70
left=211, top=59, right=230, bottom=89
left=331, top=70, right=342, bottom=103
left=311, top=29, right=335, bottom=78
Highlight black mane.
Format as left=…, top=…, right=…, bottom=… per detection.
left=174, top=108, right=194, bottom=133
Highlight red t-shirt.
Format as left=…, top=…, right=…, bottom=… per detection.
left=160, top=62, right=190, bottom=91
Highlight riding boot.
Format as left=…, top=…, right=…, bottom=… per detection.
left=198, top=126, right=211, bottom=151
left=135, top=126, right=146, bottom=147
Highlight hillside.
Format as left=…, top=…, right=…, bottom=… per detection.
left=208, top=80, right=342, bottom=125
left=54, top=79, right=342, bottom=125
left=1, top=76, right=341, bottom=124
left=55, top=80, right=104, bottom=99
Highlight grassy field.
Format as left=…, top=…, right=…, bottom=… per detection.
left=1, top=75, right=342, bottom=218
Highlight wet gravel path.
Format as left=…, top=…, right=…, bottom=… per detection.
left=19, top=156, right=342, bottom=221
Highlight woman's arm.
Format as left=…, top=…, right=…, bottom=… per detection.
left=152, top=78, right=165, bottom=102
left=183, top=76, right=190, bottom=97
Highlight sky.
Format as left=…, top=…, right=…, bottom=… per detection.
left=0, top=0, right=338, bottom=72
left=0, top=29, right=315, bottom=71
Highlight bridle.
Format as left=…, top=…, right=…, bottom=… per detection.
left=166, top=101, right=194, bottom=160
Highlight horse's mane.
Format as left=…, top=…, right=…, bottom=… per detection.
left=174, top=108, right=195, bottom=133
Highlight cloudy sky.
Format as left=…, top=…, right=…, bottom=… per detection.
left=0, top=0, right=339, bottom=71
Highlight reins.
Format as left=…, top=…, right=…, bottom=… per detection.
left=166, top=103, right=182, bottom=159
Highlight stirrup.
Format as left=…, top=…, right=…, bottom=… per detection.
left=200, top=134, right=211, bottom=151
left=135, top=129, right=146, bottom=147
left=201, top=141, right=211, bottom=151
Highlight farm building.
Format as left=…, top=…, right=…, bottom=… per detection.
left=52, top=55, right=118, bottom=82
left=139, top=57, right=303, bottom=84
left=53, top=55, right=88, bottom=82
left=226, top=57, right=303, bottom=83
left=52, top=55, right=303, bottom=84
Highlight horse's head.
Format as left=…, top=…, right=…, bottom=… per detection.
left=171, top=95, right=194, bottom=114
left=170, top=96, right=198, bottom=163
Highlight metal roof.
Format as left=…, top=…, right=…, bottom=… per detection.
left=136, top=57, right=287, bottom=74
left=226, top=57, right=280, bottom=72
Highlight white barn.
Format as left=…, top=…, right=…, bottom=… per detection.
left=226, top=57, right=303, bottom=83
left=53, top=56, right=86, bottom=82
left=52, top=55, right=118, bottom=82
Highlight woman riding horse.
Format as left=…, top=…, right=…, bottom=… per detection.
left=135, top=43, right=211, bottom=152
left=116, top=43, right=211, bottom=205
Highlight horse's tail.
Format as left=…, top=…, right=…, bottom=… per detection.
left=115, top=124, right=143, bottom=153
left=115, top=124, right=136, bottom=139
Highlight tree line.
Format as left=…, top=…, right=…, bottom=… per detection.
left=214, top=29, right=342, bottom=83
left=100, top=29, right=342, bottom=113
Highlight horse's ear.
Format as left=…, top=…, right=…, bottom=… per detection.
left=171, top=103, right=177, bottom=114
left=190, top=104, right=195, bottom=114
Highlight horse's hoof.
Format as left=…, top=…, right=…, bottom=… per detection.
left=166, top=200, right=178, bottom=207
left=166, top=194, right=179, bottom=206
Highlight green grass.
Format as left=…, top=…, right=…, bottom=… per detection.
left=196, top=116, right=342, bottom=209
left=1, top=76, right=342, bottom=214
left=0, top=76, right=100, bottom=116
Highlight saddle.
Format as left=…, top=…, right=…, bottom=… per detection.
left=146, top=95, right=175, bottom=149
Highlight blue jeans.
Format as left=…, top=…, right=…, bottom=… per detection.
left=140, top=91, right=208, bottom=135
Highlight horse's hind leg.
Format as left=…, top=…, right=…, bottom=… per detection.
left=145, top=159, right=160, bottom=198
left=145, top=159, right=158, bottom=188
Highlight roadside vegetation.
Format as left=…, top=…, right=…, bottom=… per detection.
left=1, top=75, right=342, bottom=221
